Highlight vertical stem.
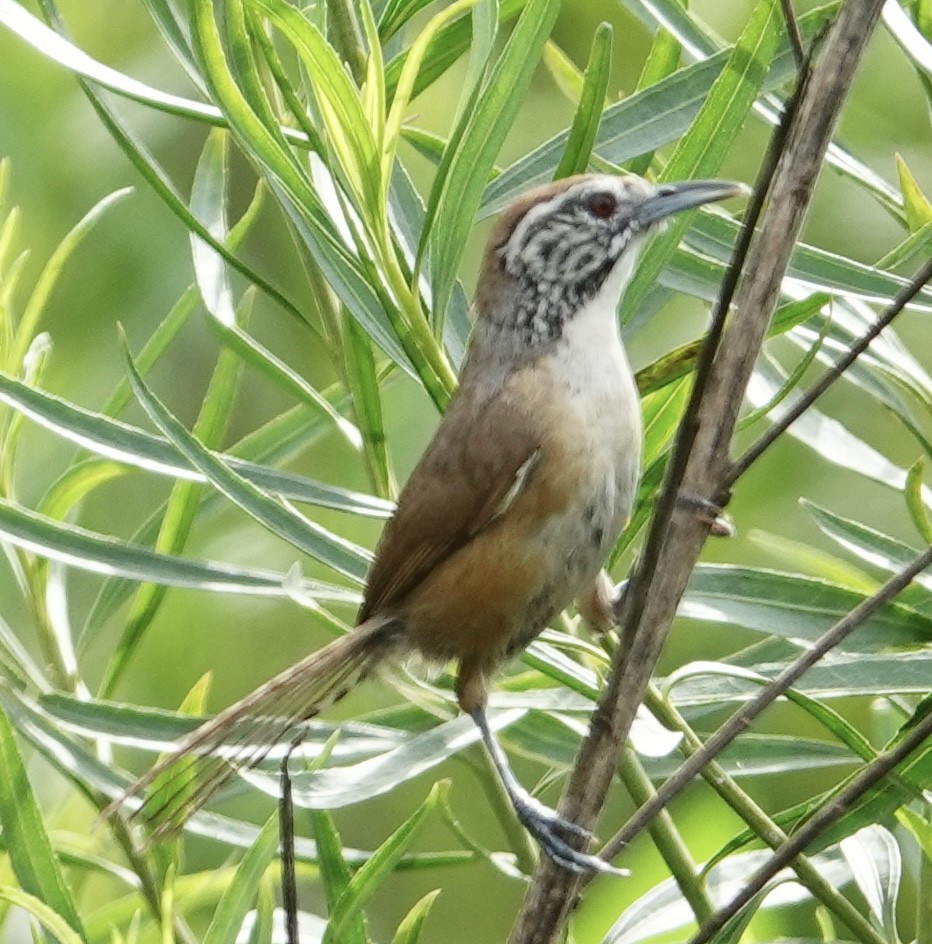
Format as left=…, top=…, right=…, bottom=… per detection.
left=617, top=746, right=714, bottom=922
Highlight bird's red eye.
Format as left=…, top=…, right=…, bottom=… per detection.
left=587, top=192, right=617, bottom=219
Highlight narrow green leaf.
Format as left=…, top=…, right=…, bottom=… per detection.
left=625, top=26, right=682, bottom=176
left=680, top=564, right=932, bottom=650
left=896, top=152, right=932, bottom=231
left=750, top=361, right=932, bottom=498
left=382, top=0, right=479, bottom=201
left=0, top=370, right=390, bottom=517
left=312, top=811, right=369, bottom=944
left=390, top=890, right=441, bottom=944
left=0, top=886, right=84, bottom=944
left=383, top=0, right=524, bottom=99
left=12, top=188, right=131, bottom=370
left=634, top=293, right=829, bottom=397
left=252, top=0, right=379, bottom=212
left=0, top=708, right=86, bottom=940
left=33, top=0, right=314, bottom=333
left=803, top=500, right=932, bottom=594
left=796, top=701, right=932, bottom=855
left=0, top=1, right=232, bottom=127
left=905, top=461, right=932, bottom=544
left=203, top=815, right=279, bottom=944
left=553, top=24, right=612, bottom=180
left=287, top=710, right=523, bottom=809
left=324, top=782, right=446, bottom=944
left=0, top=495, right=356, bottom=601
left=623, top=0, right=779, bottom=318
left=425, top=0, right=562, bottom=326
left=343, top=314, right=393, bottom=498
left=122, top=338, right=371, bottom=582
left=604, top=846, right=854, bottom=944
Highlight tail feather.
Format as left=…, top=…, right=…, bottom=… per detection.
left=102, top=617, right=400, bottom=839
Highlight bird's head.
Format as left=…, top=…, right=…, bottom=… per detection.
left=475, top=174, right=745, bottom=349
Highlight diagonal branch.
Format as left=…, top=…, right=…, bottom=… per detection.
left=509, top=2, right=888, bottom=941
left=687, top=705, right=932, bottom=944
left=598, top=542, right=932, bottom=860
left=728, top=254, right=932, bottom=483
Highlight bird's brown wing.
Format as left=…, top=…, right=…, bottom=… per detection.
left=359, top=390, right=540, bottom=622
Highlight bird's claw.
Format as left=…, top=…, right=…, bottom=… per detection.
left=512, top=793, right=628, bottom=877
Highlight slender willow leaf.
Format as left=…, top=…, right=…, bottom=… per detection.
left=390, top=891, right=442, bottom=944
left=804, top=501, right=932, bottom=593
left=749, top=362, right=931, bottom=499
left=0, top=886, right=84, bottom=944
left=203, top=815, right=279, bottom=944
left=323, top=782, right=446, bottom=944
left=680, top=564, right=932, bottom=650
left=0, top=708, right=86, bottom=940
left=623, top=0, right=779, bottom=318
left=553, top=23, right=612, bottom=180
left=606, top=847, right=855, bottom=944
left=0, top=496, right=355, bottom=601
left=312, top=810, right=368, bottom=944
left=283, top=710, right=524, bottom=809
left=0, top=371, right=391, bottom=517
left=425, top=0, right=561, bottom=326
left=621, top=0, right=901, bottom=211
left=122, top=340, right=371, bottom=582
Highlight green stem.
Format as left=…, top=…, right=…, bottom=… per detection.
left=327, top=0, right=368, bottom=85
left=643, top=686, right=888, bottom=944
left=617, top=746, right=714, bottom=922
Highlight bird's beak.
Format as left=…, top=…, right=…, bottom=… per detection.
left=636, top=179, right=750, bottom=226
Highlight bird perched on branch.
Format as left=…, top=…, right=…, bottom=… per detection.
left=106, top=173, right=743, bottom=874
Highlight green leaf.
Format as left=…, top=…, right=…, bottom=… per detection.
left=323, top=782, right=446, bottom=944
left=680, top=564, right=932, bottom=651
left=0, top=495, right=356, bottom=602
left=553, top=24, right=612, bottom=180
left=0, top=708, right=86, bottom=941
left=11, top=187, right=131, bottom=370
left=0, top=371, right=391, bottom=518
left=121, top=338, right=371, bottom=583
left=252, top=0, right=380, bottom=214
left=203, top=815, right=279, bottom=944
left=312, top=811, right=368, bottom=944
left=288, top=710, right=524, bottom=809
left=622, top=0, right=779, bottom=318
left=803, top=500, right=932, bottom=594
left=0, top=886, right=85, bottom=944
left=425, top=0, right=562, bottom=326
left=895, top=153, right=932, bottom=231
left=603, top=845, right=856, bottom=944
left=390, top=890, right=441, bottom=944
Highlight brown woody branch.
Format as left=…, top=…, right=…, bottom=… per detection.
left=509, top=2, right=889, bottom=941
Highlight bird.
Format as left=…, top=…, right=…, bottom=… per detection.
left=106, top=173, right=744, bottom=874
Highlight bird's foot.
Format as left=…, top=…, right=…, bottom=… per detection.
left=511, top=791, right=628, bottom=877
left=676, top=493, right=735, bottom=537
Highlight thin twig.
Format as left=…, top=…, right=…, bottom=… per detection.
left=779, top=0, right=806, bottom=68
left=729, top=254, right=932, bottom=483
left=280, top=752, right=299, bottom=944
left=599, top=543, right=932, bottom=859
left=687, top=707, right=932, bottom=944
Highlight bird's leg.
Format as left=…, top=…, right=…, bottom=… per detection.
left=468, top=705, right=627, bottom=877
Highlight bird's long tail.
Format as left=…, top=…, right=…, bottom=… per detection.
left=103, top=616, right=401, bottom=840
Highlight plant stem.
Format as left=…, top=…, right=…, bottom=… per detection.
left=617, top=746, right=714, bottom=922
left=639, top=686, right=889, bottom=944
